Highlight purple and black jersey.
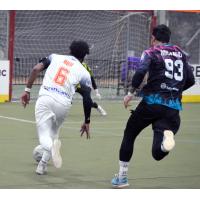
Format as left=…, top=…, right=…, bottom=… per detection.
left=132, top=44, right=195, bottom=110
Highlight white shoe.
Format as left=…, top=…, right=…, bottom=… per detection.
left=161, top=130, right=175, bottom=152
left=52, top=139, right=62, bottom=168
left=97, top=105, right=107, bottom=116
left=36, top=161, right=47, bottom=175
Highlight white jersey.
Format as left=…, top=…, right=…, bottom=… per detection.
left=38, top=54, right=92, bottom=106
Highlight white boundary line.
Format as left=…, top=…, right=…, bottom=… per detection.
left=1, top=115, right=200, bottom=124
left=0, top=115, right=35, bottom=124
left=0, top=115, right=199, bottom=144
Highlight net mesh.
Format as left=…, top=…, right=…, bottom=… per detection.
left=0, top=11, right=8, bottom=60
left=168, top=11, right=200, bottom=64
left=10, top=10, right=152, bottom=100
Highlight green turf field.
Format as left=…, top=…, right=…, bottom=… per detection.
left=0, top=101, right=199, bottom=189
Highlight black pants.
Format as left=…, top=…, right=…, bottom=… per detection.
left=120, top=100, right=180, bottom=162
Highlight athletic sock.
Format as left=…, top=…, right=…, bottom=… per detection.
left=119, top=160, right=129, bottom=179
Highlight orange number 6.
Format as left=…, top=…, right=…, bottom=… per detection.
left=54, top=67, right=69, bottom=86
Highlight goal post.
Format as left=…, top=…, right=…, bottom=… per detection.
left=8, top=10, right=16, bottom=102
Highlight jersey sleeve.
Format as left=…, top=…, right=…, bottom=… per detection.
left=132, top=51, right=151, bottom=88
left=78, top=67, right=93, bottom=124
left=79, top=85, right=92, bottom=124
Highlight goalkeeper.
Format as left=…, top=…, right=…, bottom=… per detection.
left=76, top=62, right=107, bottom=116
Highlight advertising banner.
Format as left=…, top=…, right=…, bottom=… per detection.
left=0, top=60, right=10, bottom=102
left=182, top=64, right=200, bottom=102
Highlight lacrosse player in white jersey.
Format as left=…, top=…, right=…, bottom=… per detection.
left=21, top=40, right=92, bottom=175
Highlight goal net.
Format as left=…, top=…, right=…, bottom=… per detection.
left=10, top=10, right=153, bottom=100
left=0, top=11, right=9, bottom=60
left=168, top=11, right=200, bottom=64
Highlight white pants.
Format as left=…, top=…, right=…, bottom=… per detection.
left=35, top=95, right=71, bottom=151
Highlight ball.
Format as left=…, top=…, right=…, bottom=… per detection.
left=33, top=145, right=44, bottom=162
